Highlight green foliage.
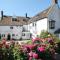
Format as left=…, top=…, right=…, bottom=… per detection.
left=0, top=30, right=60, bottom=60
left=40, top=30, right=50, bottom=38
left=26, top=40, right=32, bottom=44
left=40, top=30, right=60, bottom=42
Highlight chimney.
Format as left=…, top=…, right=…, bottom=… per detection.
left=1, top=11, right=3, bottom=20
left=52, top=0, right=58, bottom=5
left=26, top=13, right=27, bottom=18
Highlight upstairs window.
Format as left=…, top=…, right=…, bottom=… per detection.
left=23, top=19, right=27, bottom=22
left=12, top=34, right=15, bottom=36
left=10, top=26, right=13, bottom=29
left=49, top=20, right=55, bottom=29
left=12, top=18, right=17, bottom=21
left=32, top=22, right=36, bottom=27
left=32, top=23, right=34, bottom=26
left=22, top=27, right=25, bottom=32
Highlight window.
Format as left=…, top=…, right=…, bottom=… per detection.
left=10, top=26, right=13, bottom=29
left=12, top=18, right=17, bottom=21
left=4, top=34, right=5, bottom=37
left=22, top=33, right=25, bottom=36
left=32, top=22, right=36, bottom=27
left=12, top=34, right=15, bottom=36
left=2, top=34, right=5, bottom=37
left=49, top=20, right=55, bottom=29
left=32, top=23, right=34, bottom=26
left=23, top=19, right=27, bottom=22
left=22, top=27, right=25, bottom=32
left=35, top=22, right=36, bottom=26
left=2, top=34, right=3, bottom=37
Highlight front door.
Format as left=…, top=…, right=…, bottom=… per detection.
left=7, top=34, right=11, bottom=40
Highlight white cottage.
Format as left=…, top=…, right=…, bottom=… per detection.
left=28, top=0, right=60, bottom=38
left=0, top=0, right=60, bottom=40
left=0, top=12, right=31, bottom=40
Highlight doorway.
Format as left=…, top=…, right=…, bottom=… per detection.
left=7, top=34, right=11, bottom=40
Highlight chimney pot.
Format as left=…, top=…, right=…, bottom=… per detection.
left=52, top=0, right=58, bottom=5
left=26, top=13, right=27, bottom=18
left=1, top=11, right=3, bottom=20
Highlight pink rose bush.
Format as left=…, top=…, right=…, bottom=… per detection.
left=0, top=31, right=60, bottom=60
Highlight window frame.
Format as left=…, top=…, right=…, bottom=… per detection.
left=12, top=34, right=15, bottom=36
left=10, top=26, right=13, bottom=29
left=49, top=20, right=55, bottom=29
left=12, top=18, right=17, bottom=21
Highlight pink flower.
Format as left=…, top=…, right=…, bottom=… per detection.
left=5, top=44, right=9, bottom=49
left=29, top=51, right=38, bottom=59
left=2, top=39, right=6, bottom=45
left=38, top=47, right=45, bottom=52
left=33, top=53, right=38, bottom=59
left=10, top=40, right=15, bottom=44
left=29, top=57, right=32, bottom=60
left=29, top=51, right=33, bottom=57
left=25, top=44, right=34, bottom=50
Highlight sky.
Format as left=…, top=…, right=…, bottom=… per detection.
left=0, top=0, right=60, bottom=17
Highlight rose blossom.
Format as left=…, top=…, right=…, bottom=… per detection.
left=2, top=39, right=6, bottom=45
left=5, top=44, right=9, bottom=49
left=29, top=51, right=33, bottom=57
left=29, top=51, right=38, bottom=59
left=38, top=46, right=45, bottom=52
left=25, top=44, right=34, bottom=50
left=33, top=53, right=38, bottom=59
left=10, top=40, right=15, bottom=44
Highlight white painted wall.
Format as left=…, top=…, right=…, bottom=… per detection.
left=0, top=26, right=23, bottom=39
left=28, top=18, right=47, bottom=37
left=22, top=32, right=31, bottom=40
left=0, top=25, right=31, bottom=40
left=36, top=18, right=47, bottom=35
left=23, top=25, right=28, bottom=31
left=48, top=4, right=60, bottom=34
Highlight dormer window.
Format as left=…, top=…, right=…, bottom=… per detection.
left=49, top=20, right=55, bottom=29
left=12, top=18, right=17, bottom=21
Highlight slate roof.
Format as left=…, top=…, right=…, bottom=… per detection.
left=28, top=7, right=52, bottom=23
left=0, top=16, right=30, bottom=26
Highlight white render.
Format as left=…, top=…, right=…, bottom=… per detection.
left=48, top=4, right=60, bottom=34
left=28, top=1, right=60, bottom=38
left=28, top=18, right=47, bottom=36
left=0, top=26, right=31, bottom=40
left=0, top=26, right=22, bottom=39
left=36, top=18, right=47, bottom=35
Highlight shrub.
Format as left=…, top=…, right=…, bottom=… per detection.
left=0, top=31, right=60, bottom=60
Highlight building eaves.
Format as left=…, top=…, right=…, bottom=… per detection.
left=28, top=7, right=51, bottom=23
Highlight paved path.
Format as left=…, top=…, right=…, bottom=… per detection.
left=6, top=40, right=31, bottom=44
